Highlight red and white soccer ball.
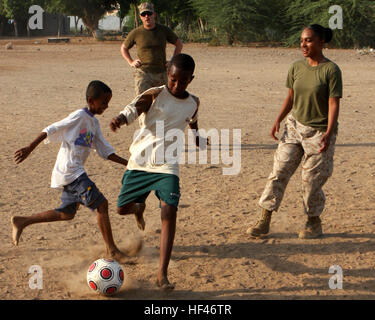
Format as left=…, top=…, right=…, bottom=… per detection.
left=87, top=258, right=124, bottom=296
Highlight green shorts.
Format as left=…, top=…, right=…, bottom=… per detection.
left=117, top=170, right=180, bottom=209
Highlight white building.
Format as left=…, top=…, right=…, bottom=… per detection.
left=70, top=11, right=128, bottom=31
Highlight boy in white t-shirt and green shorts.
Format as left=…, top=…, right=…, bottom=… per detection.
left=110, top=53, right=204, bottom=290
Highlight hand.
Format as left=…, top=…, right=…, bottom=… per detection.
left=110, top=116, right=124, bottom=132
left=319, top=132, right=331, bottom=153
left=131, top=59, right=141, bottom=68
left=271, top=120, right=281, bottom=141
left=14, top=146, right=32, bottom=164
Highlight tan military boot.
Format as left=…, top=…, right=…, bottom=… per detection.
left=298, top=216, right=323, bottom=239
left=246, top=209, right=272, bottom=237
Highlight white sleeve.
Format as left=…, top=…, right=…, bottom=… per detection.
left=92, top=124, right=115, bottom=159
left=42, top=111, right=81, bottom=143
left=119, top=95, right=140, bottom=126
left=119, top=86, right=164, bottom=125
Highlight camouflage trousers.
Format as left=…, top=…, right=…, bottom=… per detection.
left=259, top=114, right=336, bottom=217
left=133, top=68, right=168, bottom=96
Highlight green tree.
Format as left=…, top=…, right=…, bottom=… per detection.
left=116, top=0, right=131, bottom=31
left=77, top=0, right=117, bottom=37
left=44, top=0, right=76, bottom=36
left=150, top=0, right=192, bottom=29
left=44, top=0, right=117, bottom=38
left=284, top=0, right=375, bottom=48
left=2, top=0, right=52, bottom=37
left=190, top=0, right=271, bottom=45
left=0, top=0, right=7, bottom=36
left=3, top=0, right=32, bottom=36
left=132, top=0, right=139, bottom=28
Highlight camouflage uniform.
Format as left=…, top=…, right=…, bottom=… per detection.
left=259, top=114, right=336, bottom=217
left=134, top=68, right=168, bottom=96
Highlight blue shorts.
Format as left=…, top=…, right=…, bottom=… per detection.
left=55, top=173, right=106, bottom=215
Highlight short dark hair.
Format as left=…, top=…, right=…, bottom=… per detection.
left=169, top=53, right=195, bottom=74
left=86, top=80, right=112, bottom=102
left=306, top=24, right=333, bottom=43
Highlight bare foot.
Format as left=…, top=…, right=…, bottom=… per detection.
left=11, top=216, right=25, bottom=246
left=109, top=249, right=128, bottom=262
left=156, top=276, right=175, bottom=290
left=134, top=203, right=146, bottom=231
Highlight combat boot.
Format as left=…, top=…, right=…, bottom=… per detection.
left=246, top=209, right=272, bottom=237
left=298, top=216, right=323, bottom=239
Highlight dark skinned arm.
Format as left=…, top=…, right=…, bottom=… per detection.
left=14, top=132, right=47, bottom=164
left=110, top=94, right=154, bottom=132
left=189, top=121, right=209, bottom=147
left=107, top=153, right=128, bottom=166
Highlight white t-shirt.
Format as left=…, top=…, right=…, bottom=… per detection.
left=42, top=108, right=115, bottom=188
left=119, top=86, right=199, bottom=177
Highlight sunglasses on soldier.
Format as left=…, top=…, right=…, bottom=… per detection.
left=140, top=11, right=153, bottom=17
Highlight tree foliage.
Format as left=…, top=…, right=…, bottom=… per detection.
left=42, top=0, right=117, bottom=37
left=2, top=0, right=44, bottom=36
left=1, top=0, right=374, bottom=48
left=3, top=0, right=30, bottom=21
left=116, top=0, right=131, bottom=30
left=0, top=0, right=7, bottom=36
left=70, top=0, right=117, bottom=37
left=284, top=0, right=375, bottom=48
left=190, top=0, right=274, bottom=45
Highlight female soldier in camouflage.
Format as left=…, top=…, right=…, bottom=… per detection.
left=247, top=24, right=343, bottom=239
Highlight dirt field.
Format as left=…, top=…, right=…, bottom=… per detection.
left=0, top=37, right=374, bottom=300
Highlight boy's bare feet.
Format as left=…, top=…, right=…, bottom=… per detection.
left=156, top=276, right=175, bottom=290
left=134, top=203, right=146, bottom=231
left=11, top=216, right=25, bottom=246
left=108, top=239, right=143, bottom=262
left=108, top=248, right=128, bottom=262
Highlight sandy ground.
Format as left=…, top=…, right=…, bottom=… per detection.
left=0, top=37, right=374, bottom=300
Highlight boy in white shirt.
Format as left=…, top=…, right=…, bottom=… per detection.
left=12, top=81, right=129, bottom=260
left=110, top=54, right=204, bottom=289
